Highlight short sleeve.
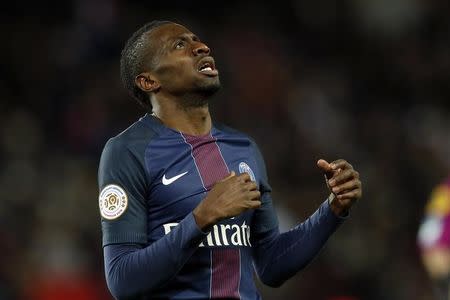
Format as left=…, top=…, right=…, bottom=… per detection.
left=250, top=140, right=279, bottom=239
left=98, top=138, right=148, bottom=246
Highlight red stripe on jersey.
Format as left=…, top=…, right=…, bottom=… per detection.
left=211, top=248, right=240, bottom=299
left=182, top=133, right=229, bottom=190
left=182, top=132, right=240, bottom=299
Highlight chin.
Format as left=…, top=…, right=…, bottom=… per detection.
left=195, top=78, right=221, bottom=97
left=180, top=80, right=221, bottom=109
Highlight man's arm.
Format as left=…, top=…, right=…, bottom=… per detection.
left=252, top=195, right=346, bottom=287
left=99, top=139, right=210, bottom=299
left=250, top=143, right=362, bottom=287
left=103, top=213, right=207, bottom=299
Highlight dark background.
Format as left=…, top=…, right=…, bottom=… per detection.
left=1, top=0, right=449, bottom=299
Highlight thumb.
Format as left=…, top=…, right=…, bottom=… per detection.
left=317, top=159, right=332, bottom=172
left=317, top=159, right=334, bottom=179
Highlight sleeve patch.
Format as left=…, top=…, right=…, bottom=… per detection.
left=99, top=184, right=128, bottom=220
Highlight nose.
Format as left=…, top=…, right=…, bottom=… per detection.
left=193, top=43, right=210, bottom=56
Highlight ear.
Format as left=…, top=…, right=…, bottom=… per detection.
left=135, top=72, right=160, bottom=93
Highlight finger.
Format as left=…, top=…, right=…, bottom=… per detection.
left=328, top=169, right=357, bottom=187
left=325, top=167, right=343, bottom=183
left=245, top=181, right=258, bottom=191
left=248, top=190, right=261, bottom=200
left=237, top=172, right=252, bottom=182
left=331, top=179, right=361, bottom=194
left=336, top=189, right=361, bottom=200
left=246, top=199, right=262, bottom=209
left=220, top=171, right=236, bottom=182
left=330, top=159, right=353, bottom=171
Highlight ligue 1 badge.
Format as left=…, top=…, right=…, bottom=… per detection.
left=239, top=162, right=256, bottom=182
left=99, top=184, right=128, bottom=220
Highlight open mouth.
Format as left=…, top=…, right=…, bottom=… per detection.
left=197, top=58, right=219, bottom=76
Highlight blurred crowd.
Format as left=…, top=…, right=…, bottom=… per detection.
left=1, top=0, right=449, bottom=299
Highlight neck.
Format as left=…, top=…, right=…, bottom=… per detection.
left=151, top=95, right=212, bottom=136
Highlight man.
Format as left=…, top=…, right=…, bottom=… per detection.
left=98, top=20, right=362, bottom=299
left=418, top=176, right=450, bottom=299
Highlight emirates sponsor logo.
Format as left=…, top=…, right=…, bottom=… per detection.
left=163, top=221, right=251, bottom=247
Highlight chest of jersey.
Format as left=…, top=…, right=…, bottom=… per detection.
left=144, top=129, right=260, bottom=245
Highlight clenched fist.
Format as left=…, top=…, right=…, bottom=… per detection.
left=317, top=159, right=362, bottom=216
left=193, top=172, right=261, bottom=230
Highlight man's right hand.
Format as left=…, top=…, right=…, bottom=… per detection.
left=193, top=172, right=261, bottom=231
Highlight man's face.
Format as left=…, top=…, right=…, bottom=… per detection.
left=145, top=23, right=220, bottom=99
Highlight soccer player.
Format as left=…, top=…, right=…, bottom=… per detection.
left=98, top=20, right=363, bottom=299
left=418, top=176, right=450, bottom=300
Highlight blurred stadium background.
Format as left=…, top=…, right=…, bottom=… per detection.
left=1, top=0, right=449, bottom=299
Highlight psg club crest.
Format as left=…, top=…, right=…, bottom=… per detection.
left=239, top=162, right=256, bottom=182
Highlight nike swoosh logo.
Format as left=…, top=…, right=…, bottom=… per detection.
left=162, top=171, right=188, bottom=185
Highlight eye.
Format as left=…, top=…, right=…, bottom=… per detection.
left=175, top=40, right=185, bottom=49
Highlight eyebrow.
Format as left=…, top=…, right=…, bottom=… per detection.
left=169, top=33, right=200, bottom=43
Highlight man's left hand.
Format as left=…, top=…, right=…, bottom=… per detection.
left=317, top=159, right=362, bottom=217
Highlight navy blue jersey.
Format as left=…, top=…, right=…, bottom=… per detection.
left=98, top=114, right=345, bottom=299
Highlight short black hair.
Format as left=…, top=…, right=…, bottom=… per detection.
left=120, top=20, right=172, bottom=110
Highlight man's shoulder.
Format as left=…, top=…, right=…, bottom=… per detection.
left=103, top=115, right=158, bottom=155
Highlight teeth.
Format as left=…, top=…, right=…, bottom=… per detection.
left=199, top=62, right=213, bottom=71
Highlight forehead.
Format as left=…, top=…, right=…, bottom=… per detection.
left=147, top=23, right=194, bottom=45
